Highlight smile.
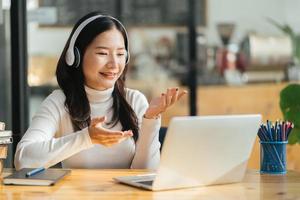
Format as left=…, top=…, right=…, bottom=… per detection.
left=99, top=72, right=118, bottom=79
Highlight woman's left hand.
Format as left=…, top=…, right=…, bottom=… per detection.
left=144, top=88, right=187, bottom=119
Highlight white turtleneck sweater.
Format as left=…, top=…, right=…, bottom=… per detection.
left=14, top=86, right=161, bottom=170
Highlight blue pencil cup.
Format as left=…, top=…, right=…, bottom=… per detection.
left=260, top=141, right=287, bottom=174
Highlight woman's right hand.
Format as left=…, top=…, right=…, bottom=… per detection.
left=88, top=116, right=133, bottom=147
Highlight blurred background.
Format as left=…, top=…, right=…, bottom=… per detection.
left=1, top=0, right=300, bottom=170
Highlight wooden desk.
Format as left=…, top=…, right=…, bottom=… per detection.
left=1, top=169, right=300, bottom=199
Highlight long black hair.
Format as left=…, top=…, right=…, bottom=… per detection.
left=56, top=12, right=139, bottom=142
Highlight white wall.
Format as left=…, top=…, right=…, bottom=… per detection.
left=206, top=0, right=288, bottom=46
left=28, top=0, right=300, bottom=55
left=28, top=23, right=71, bottom=56
left=285, top=0, right=300, bottom=33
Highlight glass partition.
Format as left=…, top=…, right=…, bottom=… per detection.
left=0, top=0, right=12, bottom=167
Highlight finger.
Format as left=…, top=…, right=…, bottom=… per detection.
left=100, top=138, right=119, bottom=144
left=178, top=90, right=188, bottom=100
left=97, top=130, right=125, bottom=137
left=101, top=138, right=122, bottom=144
left=97, top=129, right=133, bottom=139
left=161, top=93, right=166, bottom=108
left=101, top=136, right=130, bottom=146
left=170, top=88, right=179, bottom=105
left=170, top=87, right=178, bottom=95
left=91, top=116, right=106, bottom=126
left=166, top=88, right=172, bottom=106
left=123, top=130, right=134, bottom=137
left=103, top=130, right=133, bottom=138
left=95, top=134, right=124, bottom=140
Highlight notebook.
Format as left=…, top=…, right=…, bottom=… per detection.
left=3, top=168, right=71, bottom=186
left=114, top=114, right=262, bottom=191
left=0, top=130, right=12, bottom=137
left=0, top=130, right=13, bottom=145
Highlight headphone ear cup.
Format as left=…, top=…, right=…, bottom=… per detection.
left=73, top=46, right=81, bottom=68
left=125, top=50, right=130, bottom=65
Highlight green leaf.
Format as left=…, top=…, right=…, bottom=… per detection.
left=284, top=111, right=300, bottom=126
left=267, top=17, right=295, bottom=37
left=266, top=17, right=300, bottom=63
left=280, top=84, right=300, bottom=110
left=297, top=127, right=300, bottom=141
left=288, top=128, right=298, bottom=144
left=295, top=35, right=300, bottom=62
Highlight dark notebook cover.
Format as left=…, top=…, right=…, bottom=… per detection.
left=3, top=168, right=71, bottom=186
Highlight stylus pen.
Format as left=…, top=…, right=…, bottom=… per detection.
left=26, top=167, right=45, bottom=177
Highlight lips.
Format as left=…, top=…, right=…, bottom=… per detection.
left=99, top=72, right=118, bottom=79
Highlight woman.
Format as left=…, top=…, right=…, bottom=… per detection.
left=14, top=12, right=186, bottom=170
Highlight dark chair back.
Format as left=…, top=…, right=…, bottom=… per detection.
left=159, top=127, right=167, bottom=151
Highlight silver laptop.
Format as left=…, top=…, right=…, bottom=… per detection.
left=114, top=114, right=262, bottom=191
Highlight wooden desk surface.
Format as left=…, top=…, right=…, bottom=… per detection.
left=1, top=169, right=300, bottom=200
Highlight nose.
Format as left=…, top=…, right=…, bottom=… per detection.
left=106, top=54, right=118, bottom=68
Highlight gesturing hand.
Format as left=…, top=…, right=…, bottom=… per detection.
left=88, top=116, right=133, bottom=147
left=144, top=88, right=187, bottom=119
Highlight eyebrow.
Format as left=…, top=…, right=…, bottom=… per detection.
left=95, top=46, right=125, bottom=50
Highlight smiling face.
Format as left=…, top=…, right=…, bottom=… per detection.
left=82, top=27, right=127, bottom=90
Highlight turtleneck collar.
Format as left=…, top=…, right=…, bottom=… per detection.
left=84, top=85, right=114, bottom=103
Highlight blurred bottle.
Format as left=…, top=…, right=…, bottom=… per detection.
left=215, top=22, right=240, bottom=75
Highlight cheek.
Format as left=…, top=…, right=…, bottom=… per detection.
left=85, top=55, right=101, bottom=66
left=118, top=65, right=126, bottom=75
left=83, top=55, right=104, bottom=72
left=82, top=62, right=99, bottom=81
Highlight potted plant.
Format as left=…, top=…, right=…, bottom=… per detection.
left=269, top=19, right=300, bottom=144
left=280, top=84, right=300, bottom=144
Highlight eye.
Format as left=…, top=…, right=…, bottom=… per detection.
left=117, top=51, right=126, bottom=57
left=96, top=52, right=108, bottom=55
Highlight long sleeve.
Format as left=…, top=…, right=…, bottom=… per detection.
left=131, top=117, right=161, bottom=169
left=15, top=88, right=161, bottom=170
left=128, top=90, right=161, bottom=170
left=14, top=91, right=94, bottom=170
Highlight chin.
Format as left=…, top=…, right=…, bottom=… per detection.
left=98, top=81, right=116, bottom=90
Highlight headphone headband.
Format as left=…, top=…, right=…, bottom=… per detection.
left=65, top=14, right=130, bottom=67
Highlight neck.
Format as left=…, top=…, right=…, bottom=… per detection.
left=84, top=85, right=114, bottom=103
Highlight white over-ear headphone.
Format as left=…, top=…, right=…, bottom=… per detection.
left=65, top=14, right=130, bottom=68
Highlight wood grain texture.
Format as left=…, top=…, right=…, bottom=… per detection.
left=1, top=169, right=300, bottom=200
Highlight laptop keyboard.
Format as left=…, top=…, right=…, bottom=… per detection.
left=137, top=180, right=154, bottom=186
